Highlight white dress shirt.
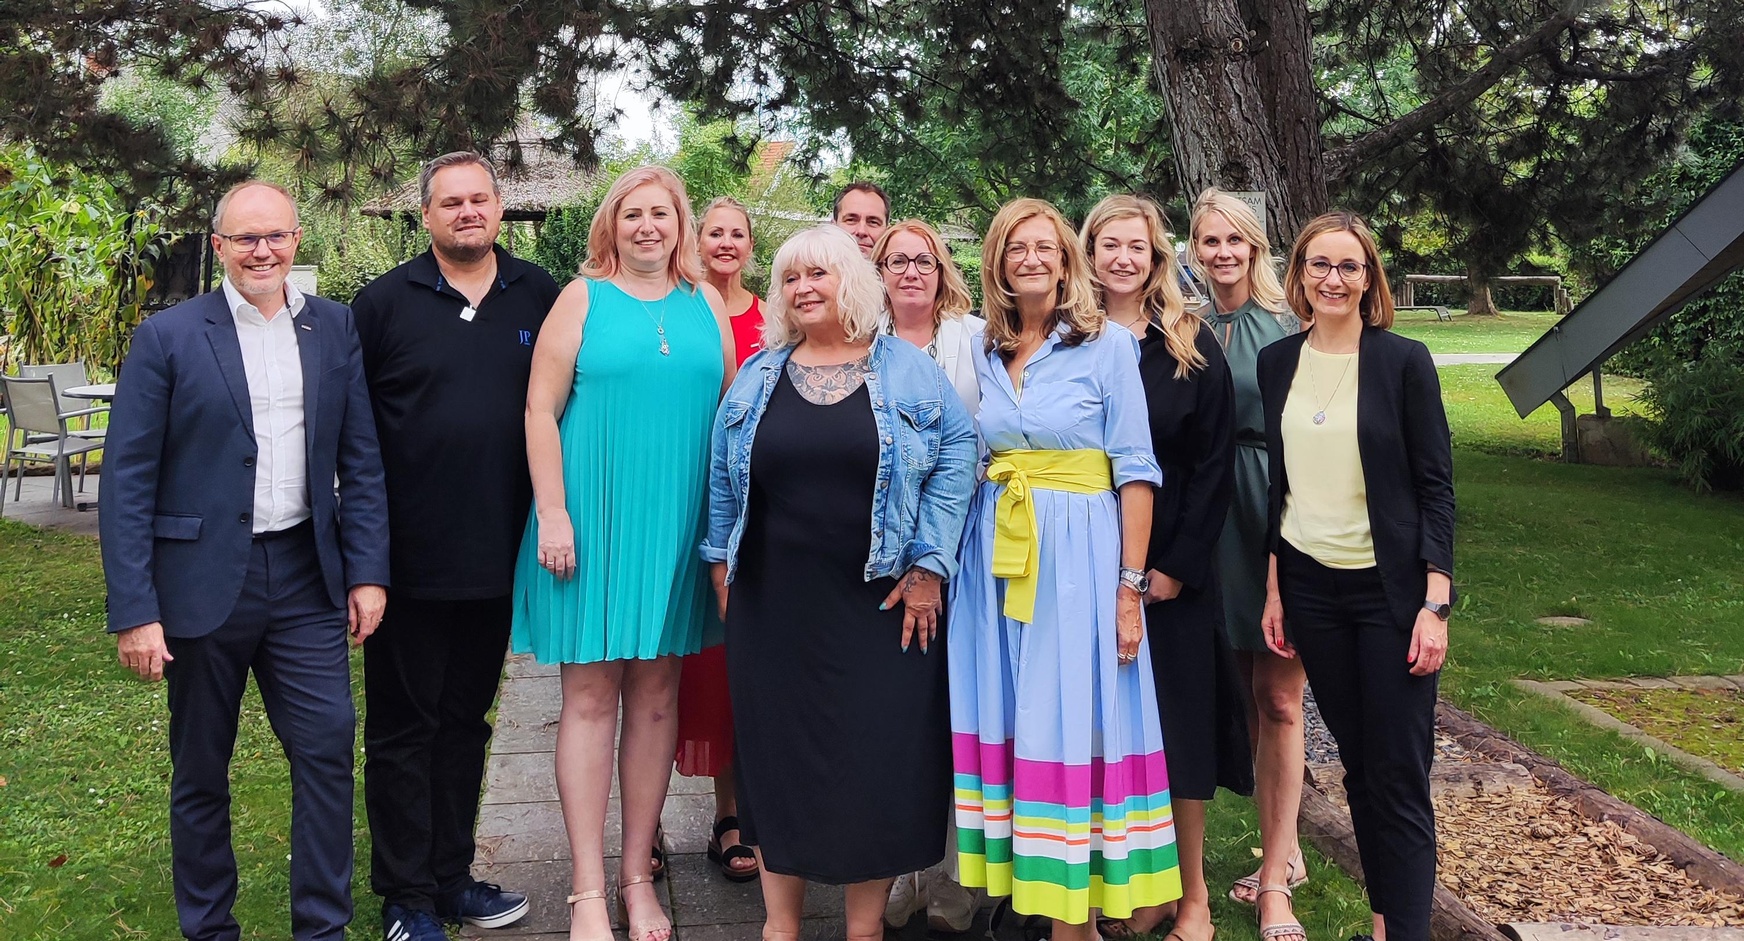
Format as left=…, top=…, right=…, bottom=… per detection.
left=222, top=278, right=310, bottom=535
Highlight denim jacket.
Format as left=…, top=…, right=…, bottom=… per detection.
left=701, top=333, right=978, bottom=584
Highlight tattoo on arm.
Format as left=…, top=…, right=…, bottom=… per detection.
left=786, top=359, right=870, bottom=405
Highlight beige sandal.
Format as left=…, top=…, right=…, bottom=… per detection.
left=1257, top=884, right=1307, bottom=941
left=1230, top=847, right=1309, bottom=904
left=617, top=874, right=673, bottom=941
left=566, top=888, right=610, bottom=941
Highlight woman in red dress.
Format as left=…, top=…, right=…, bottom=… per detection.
left=671, top=196, right=763, bottom=882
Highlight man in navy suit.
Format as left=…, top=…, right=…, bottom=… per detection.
left=100, top=180, right=390, bottom=941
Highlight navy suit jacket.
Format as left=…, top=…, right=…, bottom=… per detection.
left=100, top=290, right=390, bottom=638
left=1256, top=325, right=1456, bottom=632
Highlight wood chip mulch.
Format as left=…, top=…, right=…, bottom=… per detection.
left=1434, top=785, right=1744, bottom=926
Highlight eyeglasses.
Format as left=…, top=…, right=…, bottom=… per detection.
left=1305, top=258, right=1367, bottom=280
left=216, top=229, right=301, bottom=250
left=1004, top=241, right=1061, bottom=262
left=879, top=252, right=939, bottom=275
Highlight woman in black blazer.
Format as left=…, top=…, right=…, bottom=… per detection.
left=1255, top=211, right=1454, bottom=941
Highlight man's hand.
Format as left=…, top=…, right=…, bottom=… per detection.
left=117, top=622, right=174, bottom=681
left=348, top=585, right=387, bottom=645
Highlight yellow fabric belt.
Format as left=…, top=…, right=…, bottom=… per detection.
left=985, top=448, right=1114, bottom=624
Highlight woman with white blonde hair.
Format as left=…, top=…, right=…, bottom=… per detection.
left=703, top=224, right=977, bottom=941
left=1084, top=193, right=1252, bottom=941
left=1189, top=187, right=1309, bottom=941
left=512, top=165, right=736, bottom=941
left=950, top=198, right=1181, bottom=941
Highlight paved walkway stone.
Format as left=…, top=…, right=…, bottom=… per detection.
left=1432, top=352, right=1517, bottom=366
left=469, top=654, right=873, bottom=940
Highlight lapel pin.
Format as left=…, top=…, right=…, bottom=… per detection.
left=300, top=323, right=313, bottom=330
left=460, top=306, right=477, bottom=321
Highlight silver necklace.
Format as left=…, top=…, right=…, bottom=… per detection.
left=1306, top=342, right=1355, bottom=425
left=635, top=292, right=672, bottom=356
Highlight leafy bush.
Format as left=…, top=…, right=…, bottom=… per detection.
left=530, top=205, right=596, bottom=282
left=1634, top=349, right=1744, bottom=493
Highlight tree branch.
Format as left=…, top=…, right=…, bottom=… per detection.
left=1324, top=0, right=1590, bottom=182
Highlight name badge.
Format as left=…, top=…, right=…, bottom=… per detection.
left=459, top=306, right=477, bottom=322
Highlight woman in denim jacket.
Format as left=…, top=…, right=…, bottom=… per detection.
left=701, top=224, right=977, bottom=941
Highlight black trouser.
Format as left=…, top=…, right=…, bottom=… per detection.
left=362, top=595, right=511, bottom=911
left=165, top=522, right=355, bottom=941
left=1278, top=541, right=1438, bottom=941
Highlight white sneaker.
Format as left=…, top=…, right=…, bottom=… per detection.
left=926, top=871, right=977, bottom=934
left=885, top=871, right=927, bottom=928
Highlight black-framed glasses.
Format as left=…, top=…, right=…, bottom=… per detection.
left=215, top=228, right=301, bottom=250
left=880, top=252, right=939, bottom=275
left=1305, top=258, right=1367, bottom=280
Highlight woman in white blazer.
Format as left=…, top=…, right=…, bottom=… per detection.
left=870, top=217, right=985, bottom=933
left=875, top=219, right=984, bottom=418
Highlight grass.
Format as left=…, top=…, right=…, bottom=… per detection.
left=0, top=519, right=378, bottom=940
left=1392, top=308, right=1565, bottom=354
left=1569, top=687, right=1744, bottom=777
left=1439, top=365, right=1649, bottom=458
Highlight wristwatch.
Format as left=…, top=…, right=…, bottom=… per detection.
left=1422, top=600, right=1452, bottom=621
left=1119, top=567, right=1151, bottom=595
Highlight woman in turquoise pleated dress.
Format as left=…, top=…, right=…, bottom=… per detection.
left=513, top=165, right=736, bottom=941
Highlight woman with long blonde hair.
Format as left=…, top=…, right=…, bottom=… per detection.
left=950, top=198, right=1181, bottom=941
left=512, top=165, right=736, bottom=941
left=1189, top=187, right=1307, bottom=941
left=1083, top=194, right=1251, bottom=941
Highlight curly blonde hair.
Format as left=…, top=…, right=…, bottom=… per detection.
left=580, top=165, right=702, bottom=289
left=1082, top=194, right=1205, bottom=379
left=981, top=198, right=1101, bottom=358
left=761, top=225, right=887, bottom=350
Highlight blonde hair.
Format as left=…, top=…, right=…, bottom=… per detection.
left=1188, top=188, right=1288, bottom=315
left=1082, top=194, right=1205, bottom=379
left=761, top=225, right=887, bottom=350
left=870, top=219, right=973, bottom=325
left=981, top=198, right=1101, bottom=358
left=697, top=196, right=759, bottom=278
left=1285, top=210, right=1396, bottom=330
left=580, top=165, right=702, bottom=288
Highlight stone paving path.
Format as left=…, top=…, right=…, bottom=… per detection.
left=1432, top=352, right=1517, bottom=366
left=0, top=471, right=102, bottom=536
left=466, top=654, right=869, bottom=940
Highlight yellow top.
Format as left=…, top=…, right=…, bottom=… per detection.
left=986, top=448, right=1113, bottom=623
left=1280, top=343, right=1375, bottom=569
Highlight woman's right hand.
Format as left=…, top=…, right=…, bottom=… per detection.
left=537, top=509, right=576, bottom=579
left=711, top=562, right=729, bottom=621
left=1261, top=595, right=1295, bottom=658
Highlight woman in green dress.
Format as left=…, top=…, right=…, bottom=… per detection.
left=513, top=165, right=737, bottom=941
left=1187, top=188, right=1307, bottom=941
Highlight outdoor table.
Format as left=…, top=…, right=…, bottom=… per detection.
left=57, top=384, right=114, bottom=511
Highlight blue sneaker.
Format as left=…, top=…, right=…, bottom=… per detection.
left=439, top=881, right=530, bottom=929
left=382, top=903, right=446, bottom=941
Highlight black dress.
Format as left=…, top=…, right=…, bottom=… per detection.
left=726, top=373, right=952, bottom=883
left=1137, top=321, right=1255, bottom=800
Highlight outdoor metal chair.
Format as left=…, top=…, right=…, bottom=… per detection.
left=17, top=362, right=106, bottom=475
left=1, top=375, right=106, bottom=515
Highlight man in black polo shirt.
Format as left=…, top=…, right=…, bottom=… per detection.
left=353, top=152, right=561, bottom=941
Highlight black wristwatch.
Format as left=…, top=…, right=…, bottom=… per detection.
left=1119, top=567, right=1151, bottom=595
left=1422, top=600, right=1452, bottom=621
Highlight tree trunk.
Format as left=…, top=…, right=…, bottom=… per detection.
left=1466, top=265, right=1500, bottom=316
left=1144, top=0, right=1328, bottom=247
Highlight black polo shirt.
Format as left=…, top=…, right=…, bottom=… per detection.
left=352, top=246, right=562, bottom=600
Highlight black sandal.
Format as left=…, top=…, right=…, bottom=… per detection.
left=650, top=824, right=667, bottom=883
left=706, top=815, right=759, bottom=883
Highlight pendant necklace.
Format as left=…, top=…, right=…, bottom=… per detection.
left=635, top=290, right=672, bottom=356
left=1307, top=340, right=1355, bottom=426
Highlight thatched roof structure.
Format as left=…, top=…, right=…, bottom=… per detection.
left=361, top=147, right=605, bottom=222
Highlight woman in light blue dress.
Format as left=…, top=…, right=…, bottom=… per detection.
left=949, top=198, right=1181, bottom=941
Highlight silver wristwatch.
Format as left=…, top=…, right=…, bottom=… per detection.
left=1119, top=567, right=1150, bottom=595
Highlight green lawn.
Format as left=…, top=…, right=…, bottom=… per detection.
left=3, top=354, right=1740, bottom=940
left=1439, top=364, right=1648, bottom=458
left=1393, top=308, right=1565, bottom=354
